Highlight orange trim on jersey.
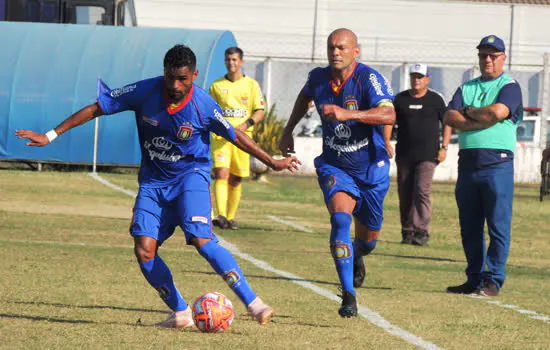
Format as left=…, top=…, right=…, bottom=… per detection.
left=164, top=85, right=195, bottom=115
left=330, top=62, right=357, bottom=96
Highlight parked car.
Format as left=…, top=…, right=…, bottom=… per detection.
left=516, top=109, right=550, bottom=148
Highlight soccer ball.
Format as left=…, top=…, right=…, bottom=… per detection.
left=192, top=292, right=234, bottom=333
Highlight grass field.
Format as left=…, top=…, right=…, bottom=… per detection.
left=0, top=169, right=549, bottom=349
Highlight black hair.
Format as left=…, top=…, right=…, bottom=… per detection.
left=164, top=45, right=196, bottom=71
left=225, top=47, right=244, bottom=60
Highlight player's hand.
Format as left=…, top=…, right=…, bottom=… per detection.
left=15, top=130, right=50, bottom=147
left=322, top=104, right=348, bottom=122
left=437, top=148, right=447, bottom=163
left=271, top=155, right=302, bottom=172
left=278, top=131, right=295, bottom=157
left=385, top=142, right=394, bottom=159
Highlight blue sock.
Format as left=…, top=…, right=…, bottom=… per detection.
left=330, top=212, right=355, bottom=296
left=199, top=240, right=257, bottom=306
left=139, top=256, right=188, bottom=312
left=353, top=237, right=378, bottom=262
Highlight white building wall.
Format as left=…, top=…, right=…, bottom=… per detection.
left=293, top=138, right=543, bottom=183
left=134, top=0, right=550, bottom=67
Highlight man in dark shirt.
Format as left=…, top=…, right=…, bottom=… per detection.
left=390, top=64, right=452, bottom=245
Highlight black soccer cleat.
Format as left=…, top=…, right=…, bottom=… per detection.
left=338, top=292, right=358, bottom=318
left=228, top=219, right=240, bottom=230
left=212, top=215, right=230, bottom=229
left=353, top=258, right=366, bottom=288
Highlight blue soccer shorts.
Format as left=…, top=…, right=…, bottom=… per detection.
left=315, top=157, right=390, bottom=231
left=130, top=171, right=218, bottom=245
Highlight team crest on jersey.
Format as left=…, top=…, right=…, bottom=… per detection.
left=241, top=96, right=249, bottom=105
left=142, top=115, right=158, bottom=127
left=177, top=122, right=193, bottom=140
left=223, top=270, right=241, bottom=287
left=344, top=97, right=358, bottom=111
left=326, top=175, right=336, bottom=189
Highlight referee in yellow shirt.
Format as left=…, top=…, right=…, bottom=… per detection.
left=209, top=47, right=265, bottom=230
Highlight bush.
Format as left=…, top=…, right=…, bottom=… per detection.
left=253, top=103, right=285, bottom=156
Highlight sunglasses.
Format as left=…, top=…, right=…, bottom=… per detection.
left=478, top=53, right=504, bottom=60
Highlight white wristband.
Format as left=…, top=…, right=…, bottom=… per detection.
left=45, top=129, right=58, bottom=143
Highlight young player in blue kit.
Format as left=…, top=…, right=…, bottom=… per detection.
left=279, top=28, right=395, bottom=317
left=16, top=45, right=300, bottom=328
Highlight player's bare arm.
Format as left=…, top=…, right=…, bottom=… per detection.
left=15, top=102, right=104, bottom=146
left=237, top=108, right=265, bottom=132
left=322, top=104, right=395, bottom=125
left=279, top=91, right=312, bottom=156
left=232, top=128, right=301, bottom=172
left=443, top=109, right=488, bottom=131
left=383, top=124, right=394, bottom=159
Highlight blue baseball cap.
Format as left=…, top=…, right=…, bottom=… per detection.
left=477, top=35, right=505, bottom=52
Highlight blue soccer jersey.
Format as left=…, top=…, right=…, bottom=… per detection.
left=97, top=77, right=236, bottom=187
left=302, top=63, right=394, bottom=183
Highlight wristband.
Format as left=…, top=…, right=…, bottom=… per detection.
left=245, top=119, right=255, bottom=128
left=441, top=145, right=448, bottom=151
left=45, top=129, right=58, bottom=143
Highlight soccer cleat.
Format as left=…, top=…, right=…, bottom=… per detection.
left=154, top=308, right=194, bottom=328
left=247, top=297, right=275, bottom=325
left=446, top=282, right=480, bottom=295
left=353, top=258, right=366, bottom=288
left=401, top=230, right=414, bottom=244
left=338, top=291, right=358, bottom=318
left=480, top=280, right=499, bottom=297
left=213, top=215, right=230, bottom=229
left=411, top=231, right=430, bottom=246
left=228, top=219, right=240, bottom=230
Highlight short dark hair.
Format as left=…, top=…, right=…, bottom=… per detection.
left=164, top=45, right=196, bottom=71
left=225, top=47, right=244, bottom=60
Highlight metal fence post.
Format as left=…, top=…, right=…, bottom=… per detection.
left=263, top=57, right=273, bottom=107
left=541, top=53, right=549, bottom=151
left=92, top=117, right=99, bottom=173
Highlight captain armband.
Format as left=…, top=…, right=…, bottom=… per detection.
left=377, top=99, right=394, bottom=108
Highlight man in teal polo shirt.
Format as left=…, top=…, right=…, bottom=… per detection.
left=443, top=35, right=523, bottom=297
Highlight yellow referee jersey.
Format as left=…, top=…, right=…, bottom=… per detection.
left=209, top=75, right=265, bottom=134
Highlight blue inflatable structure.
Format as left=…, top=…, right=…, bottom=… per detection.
left=0, top=21, right=237, bottom=165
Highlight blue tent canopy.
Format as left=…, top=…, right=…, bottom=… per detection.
left=0, top=21, right=237, bottom=165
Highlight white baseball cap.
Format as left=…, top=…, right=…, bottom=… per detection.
left=410, top=63, right=430, bottom=77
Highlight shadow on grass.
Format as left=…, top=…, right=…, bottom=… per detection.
left=180, top=270, right=392, bottom=291
left=0, top=313, right=144, bottom=327
left=374, top=251, right=462, bottom=263
left=8, top=300, right=166, bottom=314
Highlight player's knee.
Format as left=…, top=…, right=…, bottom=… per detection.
left=134, top=238, right=157, bottom=262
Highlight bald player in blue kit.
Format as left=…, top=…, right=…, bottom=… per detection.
left=16, top=45, right=300, bottom=328
left=279, top=28, right=395, bottom=317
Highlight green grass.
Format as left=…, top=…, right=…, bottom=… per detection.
left=0, top=170, right=549, bottom=349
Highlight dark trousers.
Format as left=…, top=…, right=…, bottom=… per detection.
left=455, top=161, right=514, bottom=289
left=396, top=159, right=437, bottom=234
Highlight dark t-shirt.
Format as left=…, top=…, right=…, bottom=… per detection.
left=394, top=89, right=447, bottom=162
